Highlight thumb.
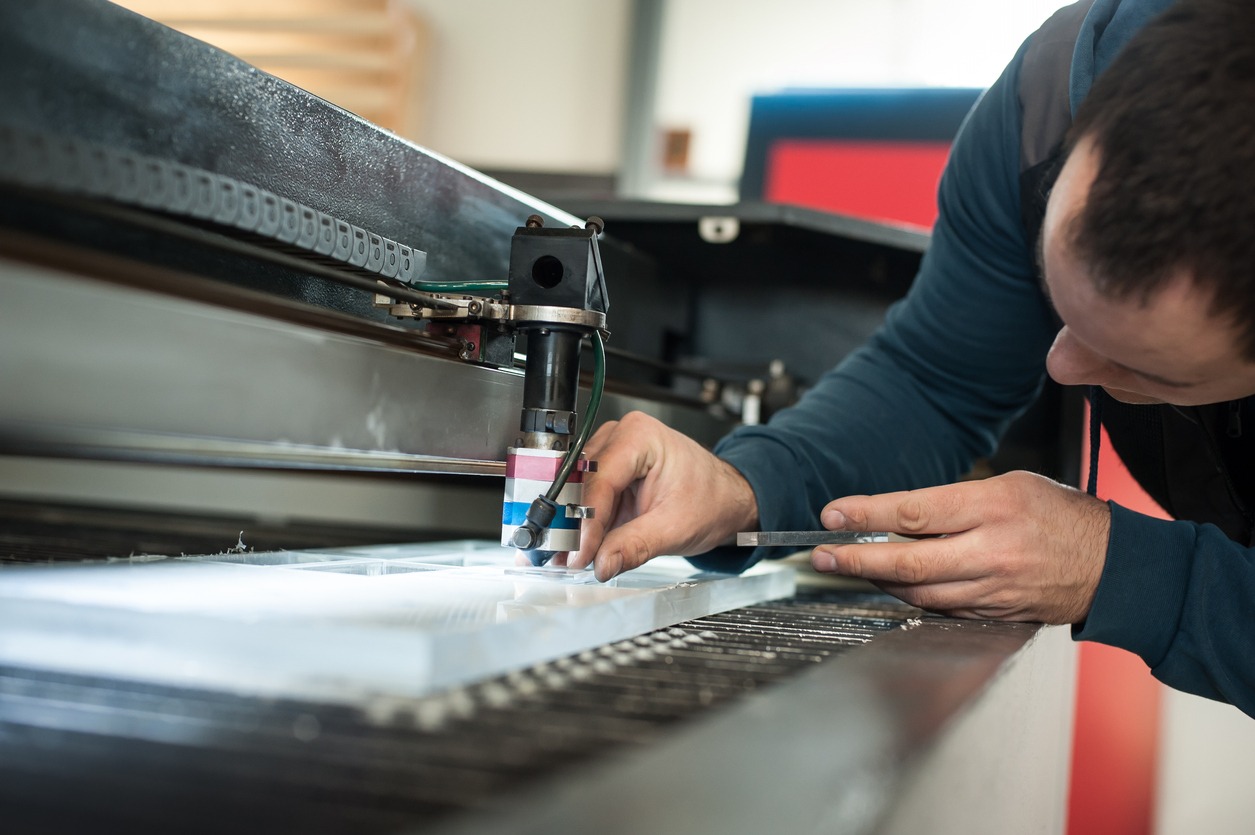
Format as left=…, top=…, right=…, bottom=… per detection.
left=594, top=515, right=672, bottom=582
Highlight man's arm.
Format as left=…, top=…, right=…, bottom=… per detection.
left=576, top=35, right=1058, bottom=580
left=1077, top=505, right=1255, bottom=716
left=704, top=43, right=1058, bottom=573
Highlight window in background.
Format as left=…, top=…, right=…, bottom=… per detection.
left=113, top=0, right=429, bottom=139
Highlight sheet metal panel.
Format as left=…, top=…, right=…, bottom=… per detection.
left=0, top=256, right=731, bottom=472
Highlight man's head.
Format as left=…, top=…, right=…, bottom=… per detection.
left=1040, top=0, right=1255, bottom=405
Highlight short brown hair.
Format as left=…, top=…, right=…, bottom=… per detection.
left=1066, top=0, right=1255, bottom=359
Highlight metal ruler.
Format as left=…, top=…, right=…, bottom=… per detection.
left=738, top=531, right=915, bottom=547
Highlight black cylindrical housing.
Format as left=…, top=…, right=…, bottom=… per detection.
left=521, top=327, right=582, bottom=434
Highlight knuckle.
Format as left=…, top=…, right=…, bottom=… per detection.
left=1004, top=470, right=1033, bottom=488
left=842, top=505, right=870, bottom=529
left=836, top=547, right=863, bottom=577
left=999, top=471, right=1045, bottom=510
left=618, top=533, right=653, bottom=569
left=904, top=586, right=942, bottom=612
left=896, top=496, right=930, bottom=533
left=986, top=587, right=1018, bottom=612
left=894, top=550, right=928, bottom=585
left=619, top=411, right=655, bottom=434
left=585, top=419, right=619, bottom=450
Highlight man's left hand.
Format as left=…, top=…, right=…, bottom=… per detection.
left=812, top=471, right=1110, bottom=624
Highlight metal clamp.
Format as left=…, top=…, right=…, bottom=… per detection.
left=508, top=304, right=607, bottom=331
left=381, top=293, right=511, bottom=322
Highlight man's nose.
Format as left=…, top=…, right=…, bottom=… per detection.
left=1046, top=327, right=1110, bottom=387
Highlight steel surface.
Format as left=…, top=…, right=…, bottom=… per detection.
left=432, top=618, right=1051, bottom=835
left=0, top=257, right=732, bottom=471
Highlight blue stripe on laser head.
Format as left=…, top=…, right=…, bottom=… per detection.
left=502, top=502, right=580, bottom=529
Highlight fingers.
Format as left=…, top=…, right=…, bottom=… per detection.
left=873, top=579, right=1038, bottom=621
left=569, top=489, right=633, bottom=572
left=821, top=478, right=1012, bottom=537
left=570, top=417, right=651, bottom=569
left=571, top=412, right=682, bottom=573
left=820, top=487, right=966, bottom=537
left=813, top=472, right=1110, bottom=624
left=564, top=411, right=760, bottom=582
left=807, top=558, right=1033, bottom=620
left=812, top=537, right=976, bottom=586
left=591, top=514, right=674, bottom=583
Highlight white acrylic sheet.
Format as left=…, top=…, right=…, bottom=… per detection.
left=0, top=541, right=794, bottom=711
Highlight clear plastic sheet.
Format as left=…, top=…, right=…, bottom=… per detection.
left=0, top=541, right=794, bottom=712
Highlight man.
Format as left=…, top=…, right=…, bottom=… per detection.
left=567, top=0, right=1255, bottom=716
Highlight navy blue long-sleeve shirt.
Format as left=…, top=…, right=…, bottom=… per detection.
left=701, top=0, right=1255, bottom=716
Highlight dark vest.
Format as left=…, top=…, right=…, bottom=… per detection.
left=1018, top=2, right=1255, bottom=545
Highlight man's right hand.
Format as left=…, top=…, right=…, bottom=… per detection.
left=568, top=411, right=759, bottom=582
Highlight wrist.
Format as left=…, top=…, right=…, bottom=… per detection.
left=714, top=458, right=760, bottom=545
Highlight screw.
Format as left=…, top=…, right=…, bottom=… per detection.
left=526, top=214, right=544, bottom=229
left=585, top=216, right=604, bottom=235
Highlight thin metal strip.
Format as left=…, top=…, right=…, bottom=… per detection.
left=738, top=530, right=915, bottom=547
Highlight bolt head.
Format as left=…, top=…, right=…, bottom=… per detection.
left=510, top=527, right=536, bottom=549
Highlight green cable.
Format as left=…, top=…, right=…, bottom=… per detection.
left=545, top=329, right=607, bottom=503
left=408, top=279, right=508, bottom=294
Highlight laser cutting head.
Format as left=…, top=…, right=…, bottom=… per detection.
left=499, top=216, right=608, bottom=564
left=375, top=214, right=609, bottom=565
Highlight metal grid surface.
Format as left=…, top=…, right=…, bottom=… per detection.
left=1, top=591, right=915, bottom=834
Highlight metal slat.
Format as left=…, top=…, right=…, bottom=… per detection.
left=0, top=592, right=916, bottom=831
left=0, top=507, right=921, bottom=831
